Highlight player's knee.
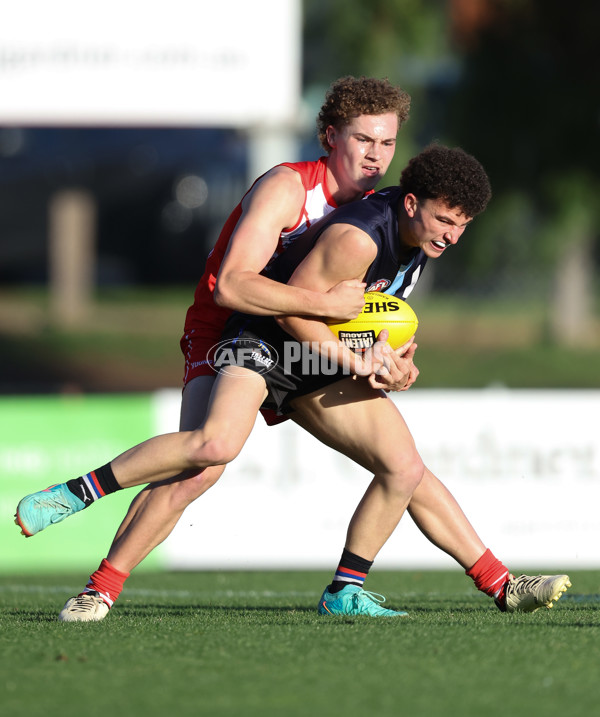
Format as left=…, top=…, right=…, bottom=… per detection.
left=408, top=456, right=425, bottom=492
left=204, top=435, right=243, bottom=465
left=185, top=465, right=224, bottom=496
left=388, top=453, right=425, bottom=494
left=186, top=432, right=242, bottom=468
left=169, top=466, right=224, bottom=510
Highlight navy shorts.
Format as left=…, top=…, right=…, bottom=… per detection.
left=219, top=314, right=351, bottom=414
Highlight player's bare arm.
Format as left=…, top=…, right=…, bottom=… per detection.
left=213, top=166, right=365, bottom=321
left=276, top=224, right=383, bottom=376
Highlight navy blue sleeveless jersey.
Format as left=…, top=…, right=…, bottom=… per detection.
left=218, top=187, right=428, bottom=413
left=262, top=185, right=428, bottom=300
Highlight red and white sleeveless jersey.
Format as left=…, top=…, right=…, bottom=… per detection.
left=181, top=157, right=339, bottom=368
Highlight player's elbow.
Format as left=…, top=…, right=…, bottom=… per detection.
left=213, top=276, right=234, bottom=309
left=275, top=315, right=292, bottom=333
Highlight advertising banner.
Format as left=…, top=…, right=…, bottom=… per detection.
left=3, top=389, right=599, bottom=573
left=0, top=1, right=300, bottom=126
left=1, top=394, right=158, bottom=572
left=156, top=389, right=600, bottom=571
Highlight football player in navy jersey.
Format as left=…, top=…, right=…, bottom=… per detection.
left=17, top=144, right=570, bottom=619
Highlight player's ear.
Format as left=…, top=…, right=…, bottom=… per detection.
left=404, top=193, right=418, bottom=217
left=326, top=125, right=337, bottom=149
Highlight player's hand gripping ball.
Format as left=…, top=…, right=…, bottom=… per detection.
left=327, top=291, right=418, bottom=353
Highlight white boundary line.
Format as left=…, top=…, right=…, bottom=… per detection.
left=0, top=584, right=319, bottom=599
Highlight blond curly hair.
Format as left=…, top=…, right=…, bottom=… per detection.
left=317, top=76, right=411, bottom=153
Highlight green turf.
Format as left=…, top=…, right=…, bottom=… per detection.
left=2, top=570, right=600, bottom=717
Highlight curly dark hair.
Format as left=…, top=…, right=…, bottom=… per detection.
left=317, top=76, right=411, bottom=153
left=399, top=143, right=492, bottom=217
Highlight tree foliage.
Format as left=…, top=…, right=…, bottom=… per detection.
left=302, top=0, right=599, bottom=311
left=303, top=0, right=455, bottom=185
left=446, top=0, right=599, bottom=197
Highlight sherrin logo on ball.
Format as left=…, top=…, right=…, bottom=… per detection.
left=327, top=291, right=418, bottom=352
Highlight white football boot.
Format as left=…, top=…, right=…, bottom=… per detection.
left=499, top=574, right=571, bottom=613
left=58, top=591, right=110, bottom=622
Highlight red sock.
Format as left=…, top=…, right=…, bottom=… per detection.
left=466, top=549, right=510, bottom=602
left=82, top=558, right=130, bottom=607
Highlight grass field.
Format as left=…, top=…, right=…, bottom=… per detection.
left=2, top=570, right=600, bottom=717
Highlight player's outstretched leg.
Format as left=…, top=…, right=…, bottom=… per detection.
left=497, top=574, right=571, bottom=613
left=15, top=484, right=86, bottom=537
left=318, top=585, right=408, bottom=617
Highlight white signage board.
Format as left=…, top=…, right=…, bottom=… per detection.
left=154, top=389, right=600, bottom=571
left=0, top=0, right=301, bottom=126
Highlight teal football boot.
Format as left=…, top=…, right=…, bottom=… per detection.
left=318, top=584, right=408, bottom=617
left=15, top=484, right=85, bottom=536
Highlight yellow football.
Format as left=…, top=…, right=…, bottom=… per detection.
left=327, top=291, right=418, bottom=352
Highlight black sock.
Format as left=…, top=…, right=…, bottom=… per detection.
left=329, top=548, right=374, bottom=593
left=66, top=463, right=121, bottom=507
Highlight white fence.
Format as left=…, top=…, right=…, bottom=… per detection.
left=154, top=388, right=600, bottom=571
